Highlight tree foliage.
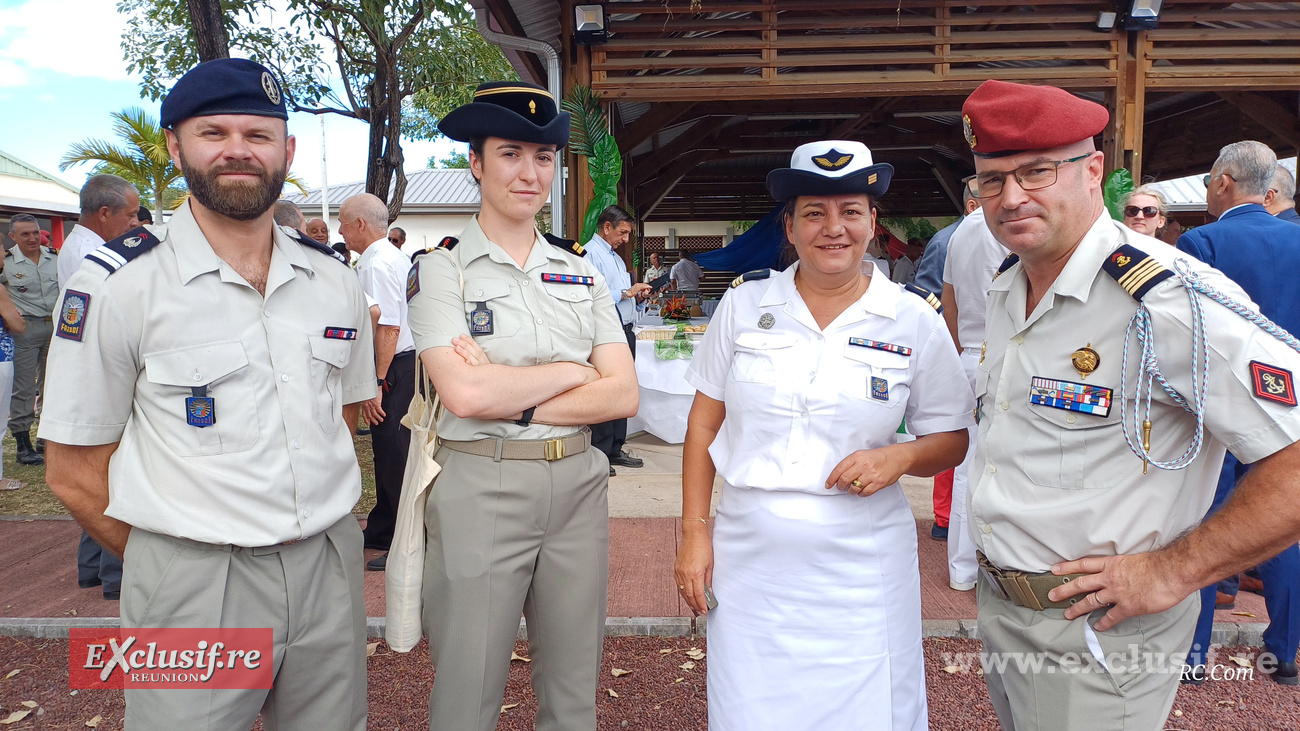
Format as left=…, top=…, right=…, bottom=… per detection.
left=563, top=84, right=622, bottom=244
left=430, top=151, right=469, bottom=169
left=119, top=0, right=513, bottom=222
left=59, top=107, right=186, bottom=222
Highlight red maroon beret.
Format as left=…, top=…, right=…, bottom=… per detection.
left=961, top=80, right=1109, bottom=159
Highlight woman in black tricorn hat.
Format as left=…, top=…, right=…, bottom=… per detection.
left=405, top=81, right=638, bottom=730
left=674, top=140, right=973, bottom=729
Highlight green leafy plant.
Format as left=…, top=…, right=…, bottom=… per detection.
left=731, top=220, right=757, bottom=234
left=1104, top=168, right=1135, bottom=221
left=880, top=216, right=939, bottom=241
left=562, top=84, right=622, bottom=244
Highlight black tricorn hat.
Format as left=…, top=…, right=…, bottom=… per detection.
left=438, top=81, right=570, bottom=147
left=767, top=140, right=893, bottom=201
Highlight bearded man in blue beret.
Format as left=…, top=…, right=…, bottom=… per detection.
left=41, top=58, right=377, bottom=730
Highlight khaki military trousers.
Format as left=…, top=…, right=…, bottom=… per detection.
left=977, top=580, right=1198, bottom=731
left=120, top=515, right=367, bottom=731
left=9, top=316, right=50, bottom=433
left=422, top=444, right=610, bottom=731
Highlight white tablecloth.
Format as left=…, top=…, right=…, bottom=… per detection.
left=627, top=317, right=709, bottom=444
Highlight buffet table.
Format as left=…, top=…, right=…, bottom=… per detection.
left=626, top=315, right=710, bottom=444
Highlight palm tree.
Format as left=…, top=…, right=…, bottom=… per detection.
left=60, top=107, right=308, bottom=222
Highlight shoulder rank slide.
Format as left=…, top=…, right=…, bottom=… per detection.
left=84, top=226, right=160, bottom=275
left=412, top=236, right=457, bottom=263
left=1101, top=244, right=1173, bottom=301
left=730, top=269, right=772, bottom=288
left=541, top=272, right=594, bottom=286
left=903, top=282, right=943, bottom=313
left=544, top=233, right=586, bottom=257
left=993, top=253, right=1020, bottom=280
left=291, top=230, right=348, bottom=265
left=849, top=337, right=912, bottom=356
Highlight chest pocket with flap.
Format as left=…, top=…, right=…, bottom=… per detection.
left=843, top=346, right=910, bottom=405
left=143, top=341, right=259, bottom=456
left=462, top=279, right=517, bottom=338
left=730, top=331, right=796, bottom=385
left=309, top=336, right=352, bottom=433
left=541, top=279, right=596, bottom=341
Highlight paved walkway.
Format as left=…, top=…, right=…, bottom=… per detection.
left=0, top=435, right=1270, bottom=630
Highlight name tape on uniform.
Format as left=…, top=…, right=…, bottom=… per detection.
left=324, top=327, right=358, bottom=341
left=849, top=337, right=912, bottom=356
left=1028, top=376, right=1113, bottom=418
left=540, top=273, right=594, bottom=286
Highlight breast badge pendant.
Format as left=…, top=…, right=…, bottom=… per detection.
left=758, top=313, right=775, bottom=330
left=470, top=302, right=494, bottom=335
left=1071, top=344, right=1100, bottom=380
left=186, top=386, right=216, bottom=428
left=871, top=376, right=889, bottom=401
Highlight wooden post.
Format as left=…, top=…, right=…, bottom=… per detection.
left=562, top=0, right=594, bottom=241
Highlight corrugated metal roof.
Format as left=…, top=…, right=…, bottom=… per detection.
left=1149, top=157, right=1297, bottom=212
left=0, top=150, right=80, bottom=194
left=284, top=168, right=495, bottom=213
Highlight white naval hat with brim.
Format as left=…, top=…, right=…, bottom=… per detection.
left=766, top=140, right=893, bottom=202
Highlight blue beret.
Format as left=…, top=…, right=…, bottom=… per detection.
left=438, top=81, right=569, bottom=147
left=160, top=58, right=288, bottom=129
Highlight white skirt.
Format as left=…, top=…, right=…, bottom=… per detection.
left=706, top=483, right=927, bottom=731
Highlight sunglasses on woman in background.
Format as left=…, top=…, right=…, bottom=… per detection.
left=1124, top=206, right=1160, bottom=219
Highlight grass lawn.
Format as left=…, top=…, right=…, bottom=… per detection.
left=0, top=424, right=378, bottom=517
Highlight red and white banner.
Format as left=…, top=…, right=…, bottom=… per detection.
left=69, top=628, right=273, bottom=690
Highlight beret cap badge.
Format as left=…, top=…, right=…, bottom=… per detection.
left=962, top=115, right=977, bottom=150
left=261, top=72, right=281, bottom=105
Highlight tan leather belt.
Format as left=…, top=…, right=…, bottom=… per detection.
left=977, top=551, right=1085, bottom=611
left=439, top=428, right=590, bottom=462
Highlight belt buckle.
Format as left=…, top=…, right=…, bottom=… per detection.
left=544, top=438, right=566, bottom=461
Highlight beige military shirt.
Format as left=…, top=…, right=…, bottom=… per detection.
left=971, top=213, right=1300, bottom=573
left=1, top=245, right=59, bottom=317
left=407, top=215, right=625, bottom=440
left=39, top=201, right=379, bottom=547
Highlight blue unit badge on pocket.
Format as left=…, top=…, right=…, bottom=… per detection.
left=871, top=376, right=889, bottom=401
left=56, top=290, right=90, bottom=341
left=469, top=302, right=494, bottom=335
left=186, top=386, right=216, bottom=428
left=1029, top=376, right=1113, bottom=418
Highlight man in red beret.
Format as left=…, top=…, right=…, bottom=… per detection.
left=963, top=79, right=1300, bottom=728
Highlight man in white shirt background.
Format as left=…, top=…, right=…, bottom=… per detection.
left=339, top=193, right=417, bottom=572
left=586, top=205, right=650, bottom=473
left=56, top=173, right=140, bottom=291
left=669, top=250, right=703, bottom=293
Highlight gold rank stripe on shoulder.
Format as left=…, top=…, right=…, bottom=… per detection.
left=1101, top=244, right=1174, bottom=301
left=903, top=282, right=943, bottom=313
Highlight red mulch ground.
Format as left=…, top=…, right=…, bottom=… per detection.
left=3, top=636, right=1299, bottom=729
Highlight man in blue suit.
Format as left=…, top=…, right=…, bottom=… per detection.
left=1265, top=166, right=1299, bottom=224
left=1178, top=141, right=1300, bottom=685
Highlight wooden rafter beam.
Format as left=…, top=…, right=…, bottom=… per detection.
left=1216, top=92, right=1300, bottom=152
left=480, top=0, right=547, bottom=84
left=615, top=103, right=697, bottom=153
left=638, top=151, right=726, bottom=219
left=627, top=116, right=734, bottom=188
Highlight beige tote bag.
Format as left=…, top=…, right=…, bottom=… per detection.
left=384, top=359, right=442, bottom=652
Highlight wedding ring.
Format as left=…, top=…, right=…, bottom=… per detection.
left=851, top=479, right=864, bottom=488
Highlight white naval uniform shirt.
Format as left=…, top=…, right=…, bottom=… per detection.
left=57, top=224, right=105, bottom=291
left=686, top=264, right=975, bottom=494
left=971, top=213, right=1300, bottom=573
left=942, top=207, right=1008, bottom=350
left=39, top=201, right=379, bottom=547
left=357, top=237, right=416, bottom=355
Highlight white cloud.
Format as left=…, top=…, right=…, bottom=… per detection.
left=0, top=0, right=131, bottom=82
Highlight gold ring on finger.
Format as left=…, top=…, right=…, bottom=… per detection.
left=851, top=479, right=863, bottom=488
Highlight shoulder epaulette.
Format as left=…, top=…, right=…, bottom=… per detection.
left=730, top=269, right=772, bottom=288
left=904, top=282, right=943, bottom=313
left=290, top=229, right=348, bottom=265
left=993, top=253, right=1020, bottom=280
left=413, top=236, right=458, bottom=262
left=544, top=233, right=586, bottom=257
left=1101, top=244, right=1173, bottom=301
left=85, top=226, right=161, bottom=274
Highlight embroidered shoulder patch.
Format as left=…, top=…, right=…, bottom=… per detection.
left=1250, top=361, right=1297, bottom=406
left=406, top=264, right=421, bottom=302
left=55, top=289, right=90, bottom=341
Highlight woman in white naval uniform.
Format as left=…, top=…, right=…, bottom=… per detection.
left=674, top=140, right=975, bottom=731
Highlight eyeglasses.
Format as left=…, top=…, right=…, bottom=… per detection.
left=971, top=154, right=1093, bottom=199
left=1124, top=206, right=1161, bottom=219
left=1203, top=172, right=1235, bottom=188
left=388, top=237, right=401, bottom=243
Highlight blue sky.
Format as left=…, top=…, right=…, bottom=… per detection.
left=0, top=0, right=459, bottom=191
